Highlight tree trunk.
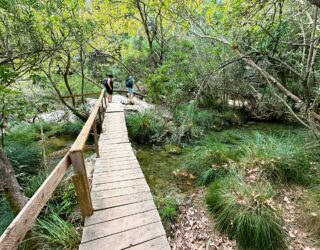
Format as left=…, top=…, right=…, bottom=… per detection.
left=0, top=148, right=28, bottom=215
left=63, top=52, right=76, bottom=107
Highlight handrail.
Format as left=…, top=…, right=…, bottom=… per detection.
left=0, top=89, right=106, bottom=250
left=70, top=90, right=105, bottom=152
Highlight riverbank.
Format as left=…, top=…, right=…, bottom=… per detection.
left=135, top=122, right=320, bottom=249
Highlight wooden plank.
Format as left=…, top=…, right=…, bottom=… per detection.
left=98, top=155, right=136, bottom=161
left=127, top=236, right=171, bottom=250
left=97, top=150, right=135, bottom=156
left=0, top=156, right=70, bottom=250
left=99, top=142, right=131, bottom=147
left=84, top=200, right=156, bottom=226
left=94, top=164, right=140, bottom=173
left=82, top=209, right=161, bottom=242
left=98, top=146, right=132, bottom=151
left=70, top=90, right=105, bottom=152
left=92, top=178, right=147, bottom=191
left=95, top=158, right=139, bottom=166
left=79, top=222, right=166, bottom=250
left=95, top=159, right=139, bottom=166
left=102, top=139, right=130, bottom=144
left=92, top=191, right=153, bottom=210
left=91, top=184, right=150, bottom=200
left=93, top=168, right=142, bottom=178
left=92, top=172, right=145, bottom=185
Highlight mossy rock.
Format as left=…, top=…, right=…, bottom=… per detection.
left=163, top=144, right=182, bottom=155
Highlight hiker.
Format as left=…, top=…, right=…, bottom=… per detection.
left=125, top=75, right=135, bottom=104
left=104, top=74, right=113, bottom=103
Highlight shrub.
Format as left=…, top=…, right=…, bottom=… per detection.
left=4, top=142, right=41, bottom=184
left=171, top=103, right=243, bottom=142
left=34, top=212, right=80, bottom=250
left=239, top=132, right=318, bottom=184
left=184, top=145, right=229, bottom=175
left=183, top=139, right=241, bottom=179
left=126, top=111, right=166, bottom=143
left=206, top=175, right=285, bottom=250
left=5, top=123, right=40, bottom=144
left=45, top=121, right=83, bottom=137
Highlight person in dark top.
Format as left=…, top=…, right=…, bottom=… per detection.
left=103, top=74, right=113, bottom=103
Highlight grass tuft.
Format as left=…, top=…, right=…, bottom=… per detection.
left=239, top=132, right=319, bottom=184
left=34, top=212, right=80, bottom=250
left=206, top=175, right=285, bottom=250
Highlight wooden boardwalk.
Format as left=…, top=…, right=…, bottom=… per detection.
left=79, top=103, right=170, bottom=250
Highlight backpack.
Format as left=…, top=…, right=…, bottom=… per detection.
left=103, top=78, right=108, bottom=87
left=125, top=76, right=133, bottom=88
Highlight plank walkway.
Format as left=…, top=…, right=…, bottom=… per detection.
left=79, top=103, right=170, bottom=250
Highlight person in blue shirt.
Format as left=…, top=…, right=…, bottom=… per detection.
left=125, top=76, right=135, bottom=104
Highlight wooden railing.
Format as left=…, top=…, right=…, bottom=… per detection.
left=0, top=90, right=107, bottom=250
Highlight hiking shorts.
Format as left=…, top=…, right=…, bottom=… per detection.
left=127, top=87, right=134, bottom=94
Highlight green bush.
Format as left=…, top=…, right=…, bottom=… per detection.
left=126, top=111, right=166, bottom=143
left=206, top=175, right=285, bottom=250
left=184, top=145, right=230, bottom=175
left=171, top=103, right=243, bottom=142
left=4, top=142, right=41, bottom=183
left=34, top=212, right=80, bottom=250
left=183, top=139, right=241, bottom=183
left=5, top=123, right=40, bottom=144
left=239, top=132, right=318, bottom=184
left=45, top=121, right=83, bottom=137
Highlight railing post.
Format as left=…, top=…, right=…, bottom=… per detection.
left=98, top=107, right=103, bottom=132
left=70, top=150, right=93, bottom=217
left=93, top=120, right=100, bottom=158
left=104, top=92, right=107, bottom=109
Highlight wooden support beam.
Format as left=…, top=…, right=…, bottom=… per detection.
left=98, top=108, right=103, bottom=132
left=93, top=120, right=99, bottom=158
left=70, top=150, right=93, bottom=217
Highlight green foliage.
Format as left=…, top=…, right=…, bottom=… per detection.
left=126, top=111, right=166, bottom=144
left=171, top=103, right=243, bottom=142
left=196, top=167, right=229, bottom=186
left=34, top=212, right=80, bottom=250
left=24, top=171, right=48, bottom=198
left=239, top=132, right=319, bottom=184
left=0, top=196, right=15, bottom=235
left=4, top=142, right=41, bottom=182
left=53, top=182, right=78, bottom=218
left=206, top=175, right=285, bottom=250
left=154, top=195, right=178, bottom=233
left=44, top=121, right=83, bottom=137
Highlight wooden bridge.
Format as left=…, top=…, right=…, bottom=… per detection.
left=0, top=90, right=170, bottom=250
